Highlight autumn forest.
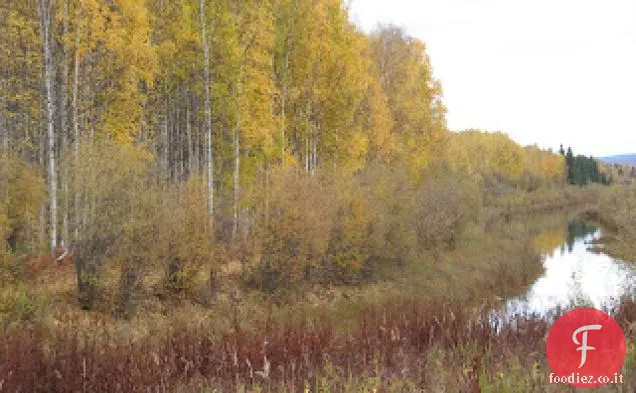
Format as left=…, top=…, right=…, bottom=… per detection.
left=1, top=0, right=635, bottom=392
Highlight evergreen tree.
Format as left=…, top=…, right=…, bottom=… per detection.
left=565, top=147, right=574, bottom=184
left=561, top=147, right=608, bottom=186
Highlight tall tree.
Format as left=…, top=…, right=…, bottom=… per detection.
left=369, top=25, right=448, bottom=183
left=230, top=0, right=277, bottom=237
left=59, top=0, right=71, bottom=247
left=71, top=3, right=81, bottom=241
left=38, top=0, right=57, bottom=254
left=566, top=146, right=574, bottom=184
left=200, top=0, right=215, bottom=233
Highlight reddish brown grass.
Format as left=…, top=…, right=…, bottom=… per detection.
left=0, top=296, right=634, bottom=392
left=23, top=247, right=74, bottom=281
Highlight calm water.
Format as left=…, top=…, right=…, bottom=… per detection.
left=497, top=219, right=636, bottom=320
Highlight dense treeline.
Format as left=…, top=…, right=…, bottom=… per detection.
left=1, top=0, right=574, bottom=314
left=559, top=145, right=611, bottom=186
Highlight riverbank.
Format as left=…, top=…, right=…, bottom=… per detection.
left=575, top=185, right=636, bottom=264
left=1, top=205, right=547, bottom=342
left=1, top=295, right=634, bottom=392
left=4, top=186, right=633, bottom=392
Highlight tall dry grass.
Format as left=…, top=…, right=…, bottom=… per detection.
left=1, top=296, right=634, bottom=392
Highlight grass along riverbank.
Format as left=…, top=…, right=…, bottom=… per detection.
left=3, top=190, right=624, bottom=392
left=1, top=295, right=634, bottom=392
left=575, top=184, right=636, bottom=264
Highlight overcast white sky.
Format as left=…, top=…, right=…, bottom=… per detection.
left=348, top=0, right=636, bottom=157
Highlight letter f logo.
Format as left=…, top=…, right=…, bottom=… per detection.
left=573, top=324, right=602, bottom=368
left=546, top=308, right=626, bottom=388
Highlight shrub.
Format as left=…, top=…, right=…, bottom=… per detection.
left=0, top=284, right=36, bottom=331
left=415, top=175, right=481, bottom=251
left=161, top=176, right=216, bottom=297
left=358, top=162, right=418, bottom=268
left=249, top=168, right=332, bottom=292
left=0, top=154, right=45, bottom=254
left=323, top=176, right=384, bottom=284
left=66, top=138, right=155, bottom=313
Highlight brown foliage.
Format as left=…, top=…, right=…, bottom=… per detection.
left=249, top=169, right=332, bottom=292
left=1, top=296, right=633, bottom=392
left=415, top=175, right=481, bottom=251
left=23, top=247, right=74, bottom=281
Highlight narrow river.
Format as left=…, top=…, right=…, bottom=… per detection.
left=498, top=218, right=636, bottom=321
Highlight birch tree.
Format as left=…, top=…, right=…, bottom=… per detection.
left=60, top=0, right=70, bottom=247
left=72, top=5, right=81, bottom=241
left=200, top=0, right=215, bottom=234
left=38, top=0, right=57, bottom=255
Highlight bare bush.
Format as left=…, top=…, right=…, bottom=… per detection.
left=416, top=175, right=481, bottom=251
left=248, top=168, right=332, bottom=292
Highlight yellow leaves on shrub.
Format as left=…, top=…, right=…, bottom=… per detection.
left=0, top=155, right=46, bottom=250
left=257, top=169, right=331, bottom=285
left=327, top=180, right=378, bottom=281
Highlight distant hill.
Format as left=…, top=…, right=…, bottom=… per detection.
left=599, top=154, right=636, bottom=166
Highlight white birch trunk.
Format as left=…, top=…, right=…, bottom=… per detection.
left=61, top=0, right=70, bottom=247
left=38, top=119, right=46, bottom=248
left=177, top=107, right=183, bottom=181
left=163, top=94, right=169, bottom=181
left=305, top=99, right=312, bottom=174
left=72, top=11, right=81, bottom=241
left=0, top=91, right=6, bottom=155
left=312, top=124, right=317, bottom=176
left=39, top=0, right=57, bottom=255
left=194, top=120, right=200, bottom=174
left=0, top=78, right=6, bottom=156
left=200, top=0, right=215, bottom=234
left=281, top=46, right=290, bottom=165
left=233, top=63, right=242, bottom=239
left=264, top=164, right=269, bottom=226
left=186, top=107, right=193, bottom=176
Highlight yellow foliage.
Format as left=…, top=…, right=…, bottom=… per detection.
left=445, top=133, right=473, bottom=175
left=81, top=0, right=159, bottom=142
left=489, top=133, right=525, bottom=181
left=252, top=168, right=332, bottom=291
left=339, top=130, right=369, bottom=176
left=448, top=130, right=563, bottom=185
left=0, top=155, right=46, bottom=252
left=370, top=26, right=449, bottom=181
left=524, top=145, right=565, bottom=183
left=363, top=77, right=396, bottom=162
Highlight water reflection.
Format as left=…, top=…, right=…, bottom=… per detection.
left=565, top=219, right=597, bottom=253
left=498, top=219, right=636, bottom=320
